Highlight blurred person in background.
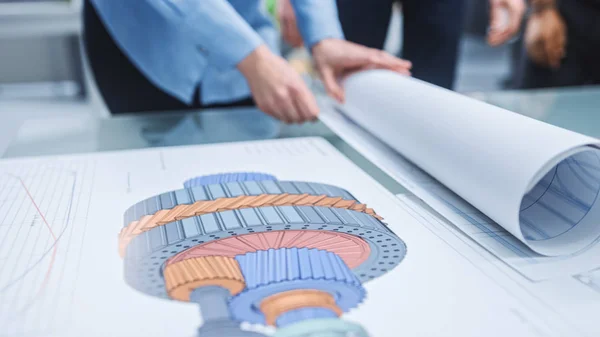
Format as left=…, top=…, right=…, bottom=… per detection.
left=84, top=0, right=411, bottom=123
left=279, top=0, right=526, bottom=90
left=516, top=0, right=600, bottom=88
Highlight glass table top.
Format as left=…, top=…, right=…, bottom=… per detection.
left=1, top=106, right=410, bottom=194
left=470, top=85, right=600, bottom=138
left=3, top=85, right=600, bottom=196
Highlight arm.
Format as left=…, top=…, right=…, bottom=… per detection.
left=288, top=0, right=344, bottom=49
left=155, top=0, right=264, bottom=69
left=154, top=0, right=320, bottom=124
left=279, top=0, right=410, bottom=102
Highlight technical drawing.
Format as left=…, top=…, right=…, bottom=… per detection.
left=0, top=160, right=95, bottom=337
left=120, top=172, right=406, bottom=337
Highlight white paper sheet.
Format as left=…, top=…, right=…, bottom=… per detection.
left=341, top=70, right=600, bottom=256
left=317, top=101, right=600, bottom=280
left=0, top=137, right=573, bottom=337
left=395, top=194, right=600, bottom=337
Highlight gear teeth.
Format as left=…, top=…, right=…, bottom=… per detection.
left=229, top=248, right=366, bottom=325
left=163, top=256, right=246, bottom=301
left=237, top=248, right=361, bottom=289
left=120, top=195, right=382, bottom=256
left=184, top=172, right=277, bottom=189
left=123, top=180, right=359, bottom=226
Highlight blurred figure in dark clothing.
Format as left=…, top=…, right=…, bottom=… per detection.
left=279, top=0, right=525, bottom=90
left=516, top=0, right=600, bottom=88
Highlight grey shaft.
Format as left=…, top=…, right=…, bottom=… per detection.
left=190, top=286, right=231, bottom=322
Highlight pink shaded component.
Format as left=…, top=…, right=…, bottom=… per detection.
left=166, top=230, right=371, bottom=269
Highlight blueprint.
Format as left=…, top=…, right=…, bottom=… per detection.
left=319, top=96, right=600, bottom=281
left=341, top=70, right=600, bottom=257
left=0, top=137, right=576, bottom=337
left=395, top=194, right=600, bottom=337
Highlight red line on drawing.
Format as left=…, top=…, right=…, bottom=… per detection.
left=18, top=177, right=58, bottom=298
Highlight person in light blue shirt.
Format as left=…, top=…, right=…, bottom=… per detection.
left=84, top=0, right=412, bottom=123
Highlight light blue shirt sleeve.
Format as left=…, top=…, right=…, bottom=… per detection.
left=157, top=0, right=265, bottom=70
left=290, top=0, right=345, bottom=49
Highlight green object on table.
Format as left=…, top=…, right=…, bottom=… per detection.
left=266, top=0, right=278, bottom=20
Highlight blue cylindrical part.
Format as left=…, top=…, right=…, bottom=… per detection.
left=191, top=286, right=269, bottom=337
left=276, top=308, right=338, bottom=327
left=184, top=172, right=277, bottom=188
left=273, top=318, right=370, bottom=337
left=190, top=286, right=231, bottom=322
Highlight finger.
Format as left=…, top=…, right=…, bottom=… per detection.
left=320, top=66, right=344, bottom=103
left=349, top=50, right=413, bottom=75
left=504, top=3, right=525, bottom=42
left=488, top=33, right=505, bottom=46
left=274, top=87, right=301, bottom=124
left=488, top=0, right=503, bottom=30
left=487, top=0, right=505, bottom=45
left=547, top=33, right=564, bottom=68
left=488, top=27, right=511, bottom=46
left=259, top=94, right=291, bottom=124
left=279, top=96, right=300, bottom=124
left=342, top=63, right=411, bottom=79
left=259, top=102, right=286, bottom=123
left=363, top=50, right=410, bottom=70
left=376, top=51, right=413, bottom=71
left=293, top=84, right=320, bottom=122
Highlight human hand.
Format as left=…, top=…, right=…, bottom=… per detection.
left=312, top=39, right=412, bottom=103
left=238, top=45, right=319, bottom=124
left=487, top=0, right=526, bottom=46
left=524, top=8, right=566, bottom=68
left=278, top=0, right=303, bottom=48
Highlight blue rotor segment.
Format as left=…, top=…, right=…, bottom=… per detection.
left=229, top=248, right=366, bottom=325
left=184, top=172, right=277, bottom=188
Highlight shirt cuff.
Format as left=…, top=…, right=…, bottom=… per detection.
left=290, top=0, right=345, bottom=50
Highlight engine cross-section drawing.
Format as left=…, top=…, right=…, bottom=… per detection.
left=120, top=172, right=407, bottom=337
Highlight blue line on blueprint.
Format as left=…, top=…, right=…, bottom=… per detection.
left=570, top=157, right=600, bottom=172
left=427, top=187, right=539, bottom=264
left=520, top=167, right=557, bottom=213
left=520, top=216, right=551, bottom=240
left=566, top=159, right=598, bottom=192
left=525, top=176, right=600, bottom=242
left=0, top=173, right=78, bottom=294
left=552, top=175, right=592, bottom=212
